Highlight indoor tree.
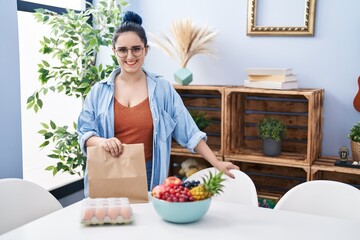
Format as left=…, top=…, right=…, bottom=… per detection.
left=27, top=0, right=129, bottom=176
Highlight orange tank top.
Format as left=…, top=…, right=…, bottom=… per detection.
left=114, top=97, right=153, bottom=160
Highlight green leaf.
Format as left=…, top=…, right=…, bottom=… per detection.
left=44, top=132, right=54, bottom=139
left=27, top=95, right=35, bottom=103
left=78, top=83, right=89, bottom=89
left=43, top=36, right=50, bottom=44
left=45, top=166, right=54, bottom=171
left=37, top=129, right=47, bottom=134
left=52, top=168, right=58, bottom=176
left=27, top=102, right=34, bottom=109
left=42, top=60, right=50, bottom=67
left=50, top=120, right=56, bottom=129
left=39, top=141, right=50, bottom=148
left=37, top=99, right=43, bottom=108
left=40, top=122, right=49, bottom=129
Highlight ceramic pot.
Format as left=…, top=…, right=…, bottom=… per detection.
left=174, top=68, right=193, bottom=85
left=263, top=139, right=281, bottom=157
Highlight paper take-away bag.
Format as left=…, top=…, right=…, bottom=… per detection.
left=87, top=144, right=149, bottom=203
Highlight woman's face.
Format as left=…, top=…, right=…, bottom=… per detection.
left=113, top=31, right=148, bottom=74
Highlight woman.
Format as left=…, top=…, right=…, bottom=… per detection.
left=77, top=11, right=239, bottom=197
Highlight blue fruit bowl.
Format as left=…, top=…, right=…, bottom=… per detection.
left=150, top=196, right=211, bottom=223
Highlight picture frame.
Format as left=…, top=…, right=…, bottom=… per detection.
left=258, top=193, right=281, bottom=209
left=247, top=0, right=316, bottom=36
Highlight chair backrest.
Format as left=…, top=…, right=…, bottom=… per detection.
left=274, top=180, right=360, bottom=223
left=0, top=178, right=63, bottom=235
left=186, top=167, right=258, bottom=207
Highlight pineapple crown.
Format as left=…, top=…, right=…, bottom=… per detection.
left=202, top=171, right=226, bottom=196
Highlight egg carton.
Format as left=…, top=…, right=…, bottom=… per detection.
left=80, top=197, right=133, bottom=225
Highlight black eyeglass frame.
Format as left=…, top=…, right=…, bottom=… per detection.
left=114, top=45, right=148, bottom=58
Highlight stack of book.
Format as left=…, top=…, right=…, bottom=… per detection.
left=244, top=68, right=299, bottom=90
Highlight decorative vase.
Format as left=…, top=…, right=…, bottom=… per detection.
left=263, top=139, right=281, bottom=157
left=350, top=141, right=360, bottom=161
left=174, top=68, right=193, bottom=85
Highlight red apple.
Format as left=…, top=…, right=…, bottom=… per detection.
left=151, top=184, right=165, bottom=198
left=164, top=176, right=182, bottom=187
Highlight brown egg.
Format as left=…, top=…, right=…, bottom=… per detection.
left=120, top=207, right=132, bottom=219
left=107, top=206, right=120, bottom=220
left=95, top=207, right=107, bottom=221
left=82, top=207, right=95, bottom=221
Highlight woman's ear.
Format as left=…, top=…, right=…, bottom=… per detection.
left=112, top=47, right=116, bottom=55
left=145, top=45, right=149, bottom=56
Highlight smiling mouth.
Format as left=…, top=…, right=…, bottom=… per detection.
left=125, top=60, right=137, bottom=66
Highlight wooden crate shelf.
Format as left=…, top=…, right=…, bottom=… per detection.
left=224, top=87, right=324, bottom=165
left=167, top=85, right=360, bottom=200
left=311, top=157, right=360, bottom=189
left=171, top=85, right=226, bottom=156
left=227, top=159, right=310, bottom=197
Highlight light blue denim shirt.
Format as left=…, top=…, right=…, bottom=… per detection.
left=77, top=68, right=206, bottom=197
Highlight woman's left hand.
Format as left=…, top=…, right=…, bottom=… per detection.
left=214, top=161, right=239, bottom=179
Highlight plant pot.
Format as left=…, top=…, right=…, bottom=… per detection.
left=263, top=139, right=281, bottom=157
left=350, top=141, right=360, bottom=161
left=174, top=68, right=193, bottom=85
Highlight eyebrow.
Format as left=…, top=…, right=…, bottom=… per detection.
left=115, top=45, right=142, bottom=50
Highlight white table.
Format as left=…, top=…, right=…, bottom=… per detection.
left=1, top=199, right=358, bottom=240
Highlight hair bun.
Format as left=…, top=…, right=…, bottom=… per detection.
left=123, top=11, right=142, bottom=25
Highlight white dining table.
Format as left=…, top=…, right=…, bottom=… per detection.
left=0, top=198, right=358, bottom=240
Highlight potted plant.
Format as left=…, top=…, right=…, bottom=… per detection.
left=149, top=18, right=217, bottom=85
left=348, top=121, right=360, bottom=161
left=26, top=0, right=129, bottom=176
left=189, top=110, right=210, bottom=131
left=257, top=117, right=286, bottom=157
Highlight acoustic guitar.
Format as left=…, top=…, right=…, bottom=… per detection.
left=354, top=76, right=360, bottom=112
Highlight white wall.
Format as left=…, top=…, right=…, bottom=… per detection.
left=0, top=0, right=23, bottom=178
left=127, top=0, right=360, bottom=157
left=2, top=0, right=360, bottom=181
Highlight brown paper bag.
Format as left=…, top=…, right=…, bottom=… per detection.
left=87, top=144, right=149, bottom=203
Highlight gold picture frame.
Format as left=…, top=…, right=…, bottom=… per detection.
left=247, top=0, right=316, bottom=36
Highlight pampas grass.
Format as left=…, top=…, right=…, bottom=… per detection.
left=149, top=18, right=217, bottom=68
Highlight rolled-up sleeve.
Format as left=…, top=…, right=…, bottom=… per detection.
left=168, top=86, right=207, bottom=153
left=77, top=90, right=98, bottom=155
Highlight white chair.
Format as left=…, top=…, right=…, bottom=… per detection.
left=186, top=167, right=258, bottom=207
left=274, top=180, right=360, bottom=223
left=0, top=178, right=63, bottom=235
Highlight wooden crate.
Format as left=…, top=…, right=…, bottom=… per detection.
left=228, top=159, right=310, bottom=197
left=224, top=87, right=324, bottom=166
left=311, top=157, right=360, bottom=189
left=172, top=85, right=226, bottom=156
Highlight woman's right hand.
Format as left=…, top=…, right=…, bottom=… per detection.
left=99, top=137, right=123, bottom=157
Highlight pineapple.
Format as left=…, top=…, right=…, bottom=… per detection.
left=190, top=171, right=225, bottom=200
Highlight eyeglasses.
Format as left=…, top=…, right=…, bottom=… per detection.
left=115, top=46, right=146, bottom=58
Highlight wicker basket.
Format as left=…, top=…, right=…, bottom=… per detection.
left=350, top=141, right=360, bottom=161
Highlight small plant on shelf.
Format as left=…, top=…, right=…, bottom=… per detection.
left=257, top=117, right=286, bottom=156
left=348, top=121, right=360, bottom=142
left=258, top=117, right=286, bottom=141
left=348, top=121, right=360, bottom=161
left=189, top=110, right=210, bottom=131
